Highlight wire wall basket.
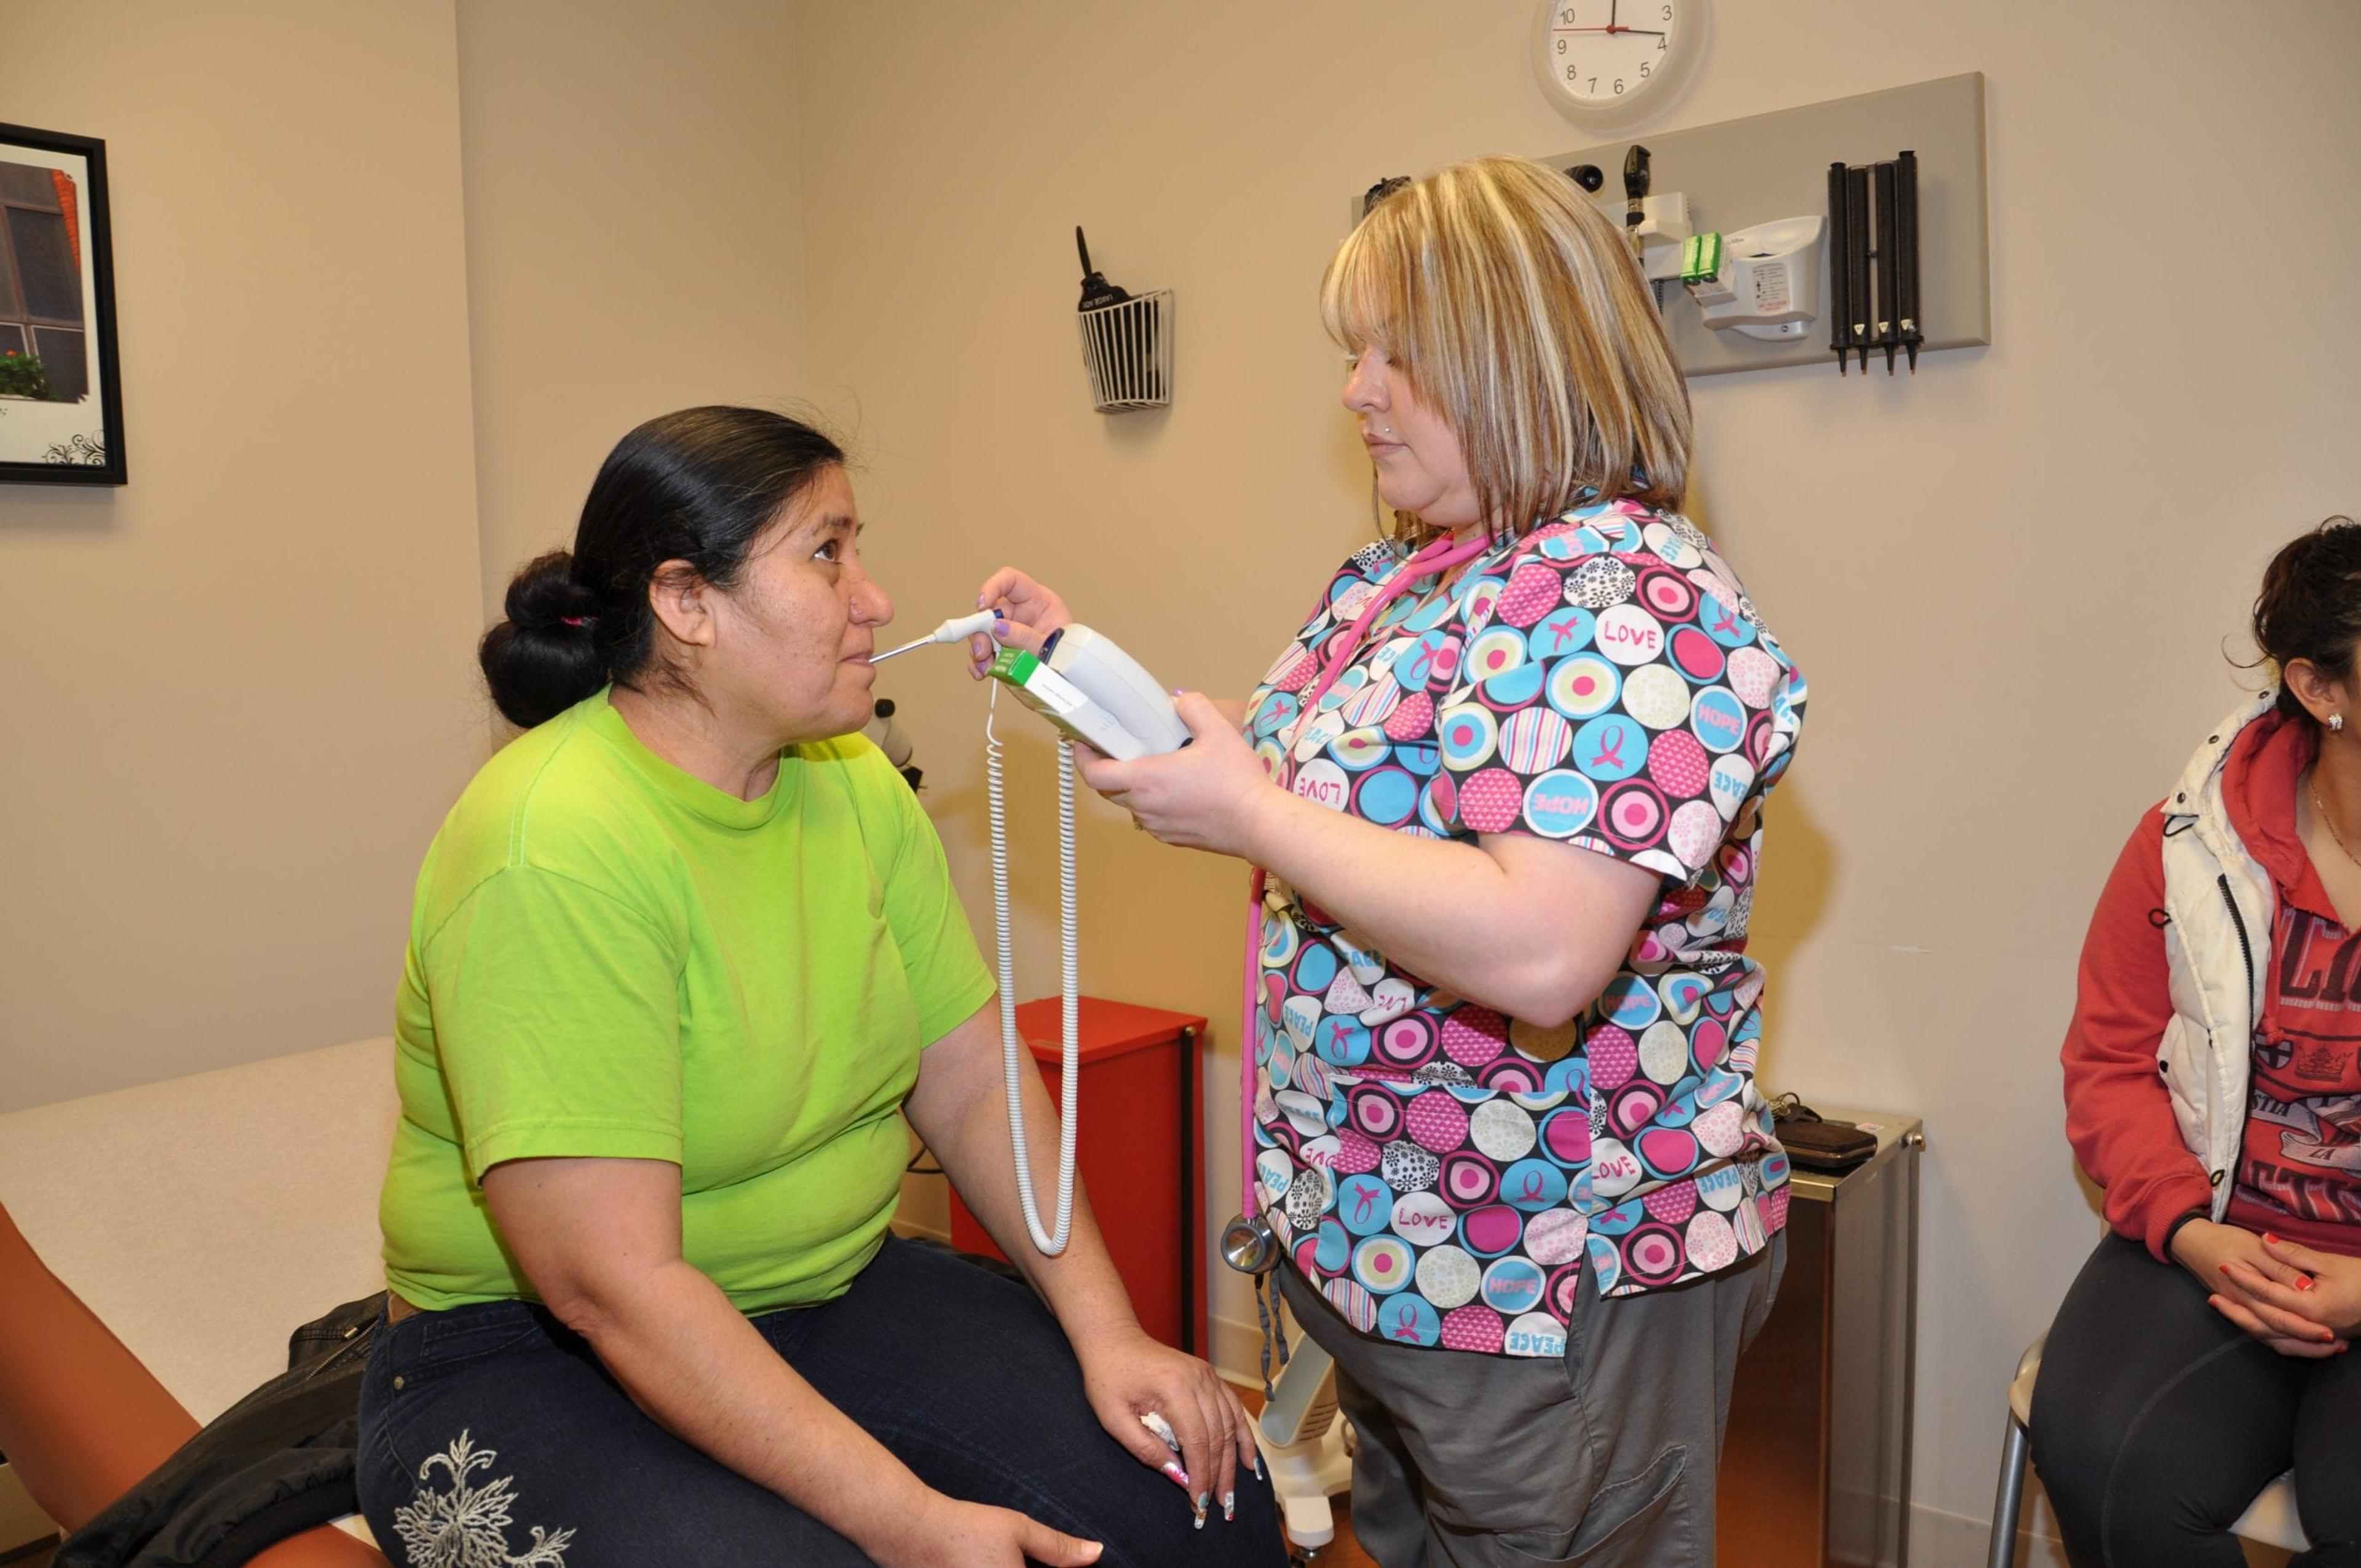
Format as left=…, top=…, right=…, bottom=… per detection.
left=1078, top=290, right=1172, bottom=413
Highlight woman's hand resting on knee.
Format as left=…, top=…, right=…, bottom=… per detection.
left=1078, top=1325, right=1260, bottom=1529
left=2173, top=1218, right=2351, bottom=1356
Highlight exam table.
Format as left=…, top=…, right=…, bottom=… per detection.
left=0, top=1039, right=397, bottom=1564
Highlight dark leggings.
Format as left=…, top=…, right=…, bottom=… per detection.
left=2028, top=1233, right=2361, bottom=1567
left=357, top=1237, right=1285, bottom=1567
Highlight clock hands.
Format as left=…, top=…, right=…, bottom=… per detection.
left=1551, top=26, right=1667, bottom=35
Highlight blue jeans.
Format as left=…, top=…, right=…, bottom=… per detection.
left=357, top=1237, right=1285, bottom=1567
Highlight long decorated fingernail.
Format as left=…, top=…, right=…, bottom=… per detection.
left=1223, top=1492, right=1235, bottom=1522
left=1161, top=1462, right=1189, bottom=1488
left=1193, top=1494, right=1208, bottom=1530
left=1252, top=1455, right=1262, bottom=1481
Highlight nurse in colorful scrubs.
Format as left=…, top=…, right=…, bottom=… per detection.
left=976, top=157, right=1807, bottom=1567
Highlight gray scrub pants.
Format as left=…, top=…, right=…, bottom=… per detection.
left=1279, top=1233, right=1783, bottom=1568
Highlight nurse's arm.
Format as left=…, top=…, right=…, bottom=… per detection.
left=1246, top=796, right=1661, bottom=1028
left=1083, top=703, right=1661, bottom=1028
left=478, top=1156, right=1098, bottom=1567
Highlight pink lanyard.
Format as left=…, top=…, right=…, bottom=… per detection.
left=1236, top=529, right=1496, bottom=1216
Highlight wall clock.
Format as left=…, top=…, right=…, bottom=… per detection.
left=1531, top=0, right=1707, bottom=132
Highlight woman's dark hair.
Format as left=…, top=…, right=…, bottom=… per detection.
left=480, top=406, right=845, bottom=727
left=2253, top=516, right=2361, bottom=724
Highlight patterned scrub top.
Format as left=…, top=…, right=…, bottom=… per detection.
left=1245, top=497, right=1805, bottom=1356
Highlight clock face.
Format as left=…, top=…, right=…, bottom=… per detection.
left=1532, top=0, right=1700, bottom=129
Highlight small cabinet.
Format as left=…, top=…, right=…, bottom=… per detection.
left=1718, top=1109, right=1923, bottom=1567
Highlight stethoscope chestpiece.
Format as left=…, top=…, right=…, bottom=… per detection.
left=1220, top=1213, right=1282, bottom=1275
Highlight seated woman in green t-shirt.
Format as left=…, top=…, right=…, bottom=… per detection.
left=360, top=406, right=1283, bottom=1568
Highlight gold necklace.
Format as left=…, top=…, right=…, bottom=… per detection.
left=2311, top=787, right=2361, bottom=870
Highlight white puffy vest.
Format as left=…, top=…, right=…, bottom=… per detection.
left=2155, top=687, right=2283, bottom=1218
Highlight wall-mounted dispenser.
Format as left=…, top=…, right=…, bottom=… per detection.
left=1688, top=215, right=1826, bottom=341
left=1514, top=74, right=1988, bottom=378
left=1074, top=227, right=1172, bottom=414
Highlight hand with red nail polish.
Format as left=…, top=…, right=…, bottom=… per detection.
left=2175, top=1219, right=2346, bottom=1356
left=2247, top=1230, right=2361, bottom=1342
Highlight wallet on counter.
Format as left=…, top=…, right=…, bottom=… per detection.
left=1773, top=1104, right=1879, bottom=1172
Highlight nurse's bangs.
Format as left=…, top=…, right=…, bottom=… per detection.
left=1319, top=206, right=1417, bottom=375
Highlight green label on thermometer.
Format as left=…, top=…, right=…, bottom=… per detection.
left=989, top=646, right=1040, bottom=687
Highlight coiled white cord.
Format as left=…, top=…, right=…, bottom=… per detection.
left=986, top=682, right=1082, bottom=1254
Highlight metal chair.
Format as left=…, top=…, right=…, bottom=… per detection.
left=1988, top=1331, right=2306, bottom=1567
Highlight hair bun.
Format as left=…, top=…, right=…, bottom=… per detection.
left=502, top=550, right=601, bottom=633
left=481, top=550, right=610, bottom=728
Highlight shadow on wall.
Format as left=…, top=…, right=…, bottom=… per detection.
left=1743, top=774, right=1837, bottom=1099
left=1099, top=402, right=1172, bottom=454
left=0, top=482, right=119, bottom=536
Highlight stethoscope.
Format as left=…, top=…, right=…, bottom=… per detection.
left=1220, top=526, right=1498, bottom=1275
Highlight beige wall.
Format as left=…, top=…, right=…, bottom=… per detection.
left=7, top=2, right=2359, bottom=1554
left=0, top=1, right=486, bottom=1113
left=789, top=2, right=2361, bottom=1558
left=456, top=0, right=810, bottom=620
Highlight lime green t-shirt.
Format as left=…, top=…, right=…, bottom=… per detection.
left=379, top=689, right=994, bottom=1314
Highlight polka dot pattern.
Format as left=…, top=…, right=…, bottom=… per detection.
left=1648, top=731, right=1710, bottom=798
left=1440, top=1304, right=1505, bottom=1353
left=1241, top=502, right=1802, bottom=1353
left=1587, top=1026, right=1639, bottom=1091
left=1383, top=689, right=1435, bottom=742
left=1441, top=1006, right=1509, bottom=1068
left=1456, top=768, right=1524, bottom=833
left=1496, top=561, right=1565, bottom=628
left=1565, top=556, right=1637, bottom=609
left=1404, top=1092, right=1470, bottom=1152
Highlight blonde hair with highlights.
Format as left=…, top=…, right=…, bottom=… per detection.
left=1321, top=154, right=1692, bottom=540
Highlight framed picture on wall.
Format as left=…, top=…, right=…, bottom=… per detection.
left=0, top=122, right=124, bottom=485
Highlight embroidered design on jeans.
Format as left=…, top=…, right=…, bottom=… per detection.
left=392, top=1431, right=575, bottom=1567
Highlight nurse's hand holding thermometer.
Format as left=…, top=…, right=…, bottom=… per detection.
left=971, top=568, right=1265, bottom=855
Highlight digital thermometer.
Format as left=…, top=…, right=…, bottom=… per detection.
left=875, top=611, right=1185, bottom=1258
left=869, top=609, right=1002, bottom=666
left=987, top=625, right=1190, bottom=759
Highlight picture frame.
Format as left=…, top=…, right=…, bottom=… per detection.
left=0, top=121, right=124, bottom=485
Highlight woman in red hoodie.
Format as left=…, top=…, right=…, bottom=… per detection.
left=2036, top=519, right=2361, bottom=1565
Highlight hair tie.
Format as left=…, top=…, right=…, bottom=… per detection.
left=560, top=616, right=594, bottom=628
